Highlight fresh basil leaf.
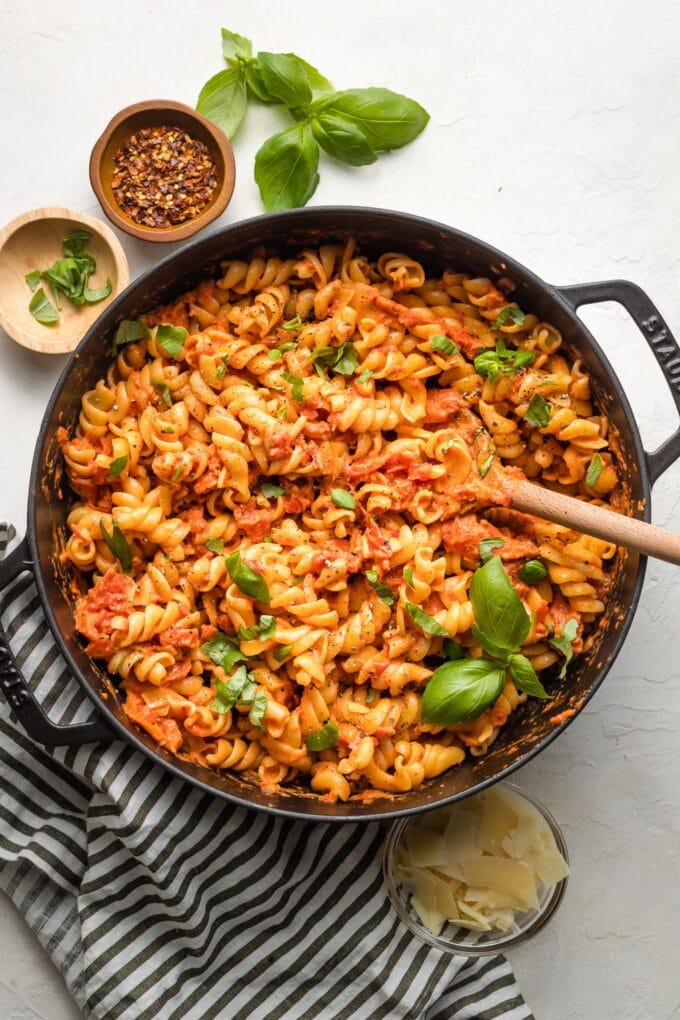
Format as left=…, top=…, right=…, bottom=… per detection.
left=226, top=550, right=271, bottom=605
left=254, top=124, right=320, bottom=211
left=274, top=644, right=292, bottom=661
left=201, top=632, right=248, bottom=672
left=333, top=342, right=358, bottom=375
left=287, top=54, right=334, bottom=99
left=524, top=394, right=551, bottom=428
left=403, top=566, right=414, bottom=587
left=406, top=603, right=448, bottom=636
left=331, top=488, right=356, bottom=510
left=29, top=288, right=59, bottom=325
left=205, top=538, right=224, bottom=554
left=261, top=481, right=285, bottom=499
left=306, top=720, right=339, bottom=751
left=100, top=518, right=132, bottom=573
left=492, top=306, right=525, bottom=330
left=471, top=624, right=515, bottom=661
left=549, top=618, right=578, bottom=680
left=256, top=51, right=313, bottom=108
left=478, top=453, right=494, bottom=478
left=221, top=27, right=253, bottom=62
left=311, top=112, right=377, bottom=166
left=421, top=657, right=506, bottom=724
left=431, top=334, right=459, bottom=356
left=267, top=348, right=283, bottom=360
left=470, top=556, right=530, bottom=655
left=320, top=88, right=429, bottom=150
left=212, top=665, right=256, bottom=713
left=24, top=271, right=41, bottom=292
left=519, top=559, right=547, bottom=584
left=281, top=371, right=304, bottom=402
left=249, top=690, right=268, bottom=728
left=586, top=453, right=603, bottom=487
left=83, top=278, right=112, bottom=304
left=245, top=62, right=279, bottom=103
left=365, top=569, right=394, bottom=606
left=152, top=381, right=173, bottom=408
left=156, top=324, right=187, bottom=359
left=443, top=638, right=463, bottom=661
left=197, top=66, right=248, bottom=138
left=258, top=615, right=276, bottom=639
left=507, top=653, right=550, bottom=699
left=479, top=536, right=505, bottom=564
left=357, top=369, right=373, bottom=384
left=112, top=319, right=150, bottom=357
left=61, top=230, right=91, bottom=257
left=107, top=455, right=128, bottom=479
left=282, top=315, right=303, bottom=331
left=212, top=680, right=234, bottom=714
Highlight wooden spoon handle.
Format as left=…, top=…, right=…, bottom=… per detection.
left=511, top=479, right=680, bottom=566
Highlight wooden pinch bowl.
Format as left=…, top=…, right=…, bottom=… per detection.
left=89, top=99, right=236, bottom=244
left=0, top=207, right=129, bottom=355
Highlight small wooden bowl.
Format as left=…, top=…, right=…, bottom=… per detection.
left=89, top=100, right=236, bottom=243
left=0, top=207, right=130, bottom=355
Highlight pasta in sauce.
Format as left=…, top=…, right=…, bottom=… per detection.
left=59, top=240, right=619, bottom=801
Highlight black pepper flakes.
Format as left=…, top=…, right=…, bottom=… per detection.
left=111, top=125, right=218, bottom=229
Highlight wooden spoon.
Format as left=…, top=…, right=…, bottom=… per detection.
left=511, top=479, right=680, bottom=566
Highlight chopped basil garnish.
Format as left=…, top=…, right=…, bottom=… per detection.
left=406, top=603, right=448, bottom=636
left=443, top=638, right=463, bottom=660
left=309, top=342, right=358, bottom=377
left=107, top=455, right=128, bottom=478
left=357, top=369, right=373, bottom=384
left=205, top=538, right=225, bottom=554
left=403, top=566, right=414, bottom=587
left=201, top=631, right=248, bottom=672
left=492, top=306, right=525, bottom=330
left=249, top=690, right=268, bottom=727
left=152, top=381, right=173, bottom=408
left=474, top=339, right=534, bottom=382
left=365, top=569, right=394, bottom=605
left=226, top=550, right=271, bottom=605
left=282, top=314, right=303, bottom=331
left=586, top=453, right=603, bottom=487
left=100, top=518, right=132, bottom=573
left=171, top=466, right=184, bottom=482
left=261, top=481, right=285, bottom=499
left=281, top=372, right=304, bottom=402
left=524, top=394, right=551, bottom=428
left=112, top=319, right=150, bottom=357
left=29, top=288, right=59, bottom=325
left=156, top=324, right=187, bottom=359
left=212, top=664, right=258, bottom=713
left=478, top=452, right=494, bottom=478
left=24, top=271, right=41, bottom=292
left=430, top=334, right=459, bottom=356
left=331, top=488, right=356, bottom=510
left=549, top=618, right=578, bottom=680
left=306, top=720, right=339, bottom=751
left=274, top=644, right=292, bottom=661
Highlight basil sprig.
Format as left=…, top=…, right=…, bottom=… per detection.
left=212, top=664, right=268, bottom=726
left=197, top=28, right=429, bottom=211
left=226, top=550, right=271, bottom=605
left=26, top=231, right=111, bottom=326
left=100, top=518, right=132, bottom=573
left=421, top=557, right=550, bottom=726
left=306, top=720, right=339, bottom=751
left=474, top=339, right=534, bottom=383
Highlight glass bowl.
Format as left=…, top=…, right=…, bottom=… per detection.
left=382, top=782, right=569, bottom=956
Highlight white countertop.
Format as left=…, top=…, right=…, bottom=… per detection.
left=1, top=1, right=680, bottom=1017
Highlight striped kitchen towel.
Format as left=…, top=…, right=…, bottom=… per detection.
left=0, top=525, right=533, bottom=1020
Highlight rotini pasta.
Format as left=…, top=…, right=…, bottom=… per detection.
left=59, top=240, right=620, bottom=802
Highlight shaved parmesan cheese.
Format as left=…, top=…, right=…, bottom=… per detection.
left=393, top=785, right=569, bottom=937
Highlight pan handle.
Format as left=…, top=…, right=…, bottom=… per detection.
left=0, top=533, right=111, bottom=746
left=559, top=280, right=680, bottom=485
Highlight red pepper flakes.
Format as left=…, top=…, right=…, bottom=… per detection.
left=110, top=125, right=218, bottom=229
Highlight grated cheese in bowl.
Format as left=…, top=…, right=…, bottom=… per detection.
left=384, top=784, right=569, bottom=952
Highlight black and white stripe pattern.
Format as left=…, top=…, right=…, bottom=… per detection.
left=0, top=527, right=533, bottom=1020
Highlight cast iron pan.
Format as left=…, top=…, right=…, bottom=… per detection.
left=2, top=207, right=680, bottom=821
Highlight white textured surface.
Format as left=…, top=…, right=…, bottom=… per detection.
left=1, top=1, right=680, bottom=1018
